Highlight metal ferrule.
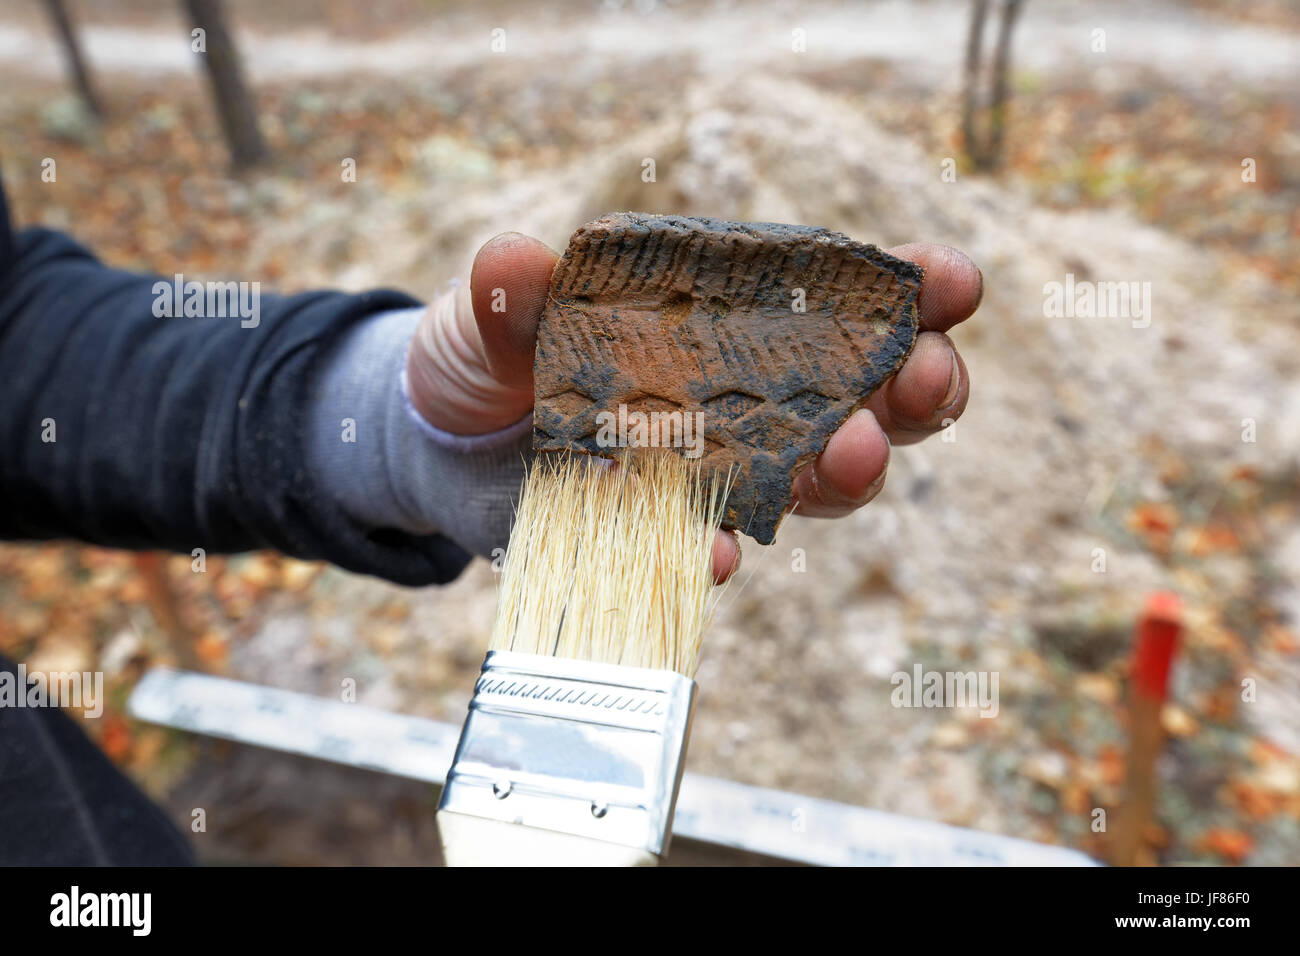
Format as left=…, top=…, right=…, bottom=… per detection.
left=436, top=650, right=696, bottom=866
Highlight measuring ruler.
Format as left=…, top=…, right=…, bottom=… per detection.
left=128, top=669, right=1097, bottom=867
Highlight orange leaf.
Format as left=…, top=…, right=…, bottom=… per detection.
left=1098, top=745, right=1125, bottom=786
left=1198, top=828, right=1253, bottom=864
left=1188, top=523, right=1240, bottom=557
left=195, top=630, right=227, bottom=666
left=1228, top=781, right=1284, bottom=821
left=1127, top=502, right=1179, bottom=552
left=99, top=714, right=133, bottom=762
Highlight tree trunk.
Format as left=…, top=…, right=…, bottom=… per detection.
left=184, top=0, right=270, bottom=170
left=961, top=0, right=990, bottom=169
left=987, top=0, right=1024, bottom=167
left=961, top=0, right=1023, bottom=172
left=43, top=0, right=103, bottom=117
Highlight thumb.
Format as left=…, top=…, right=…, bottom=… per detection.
left=406, top=232, right=557, bottom=435
left=469, top=232, right=559, bottom=391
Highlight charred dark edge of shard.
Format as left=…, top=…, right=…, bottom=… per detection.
left=535, top=212, right=923, bottom=544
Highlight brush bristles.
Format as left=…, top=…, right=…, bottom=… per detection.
left=489, top=450, right=732, bottom=678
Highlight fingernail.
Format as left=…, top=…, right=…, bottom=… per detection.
left=940, top=348, right=960, bottom=409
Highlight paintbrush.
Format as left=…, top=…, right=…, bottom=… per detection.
left=437, top=450, right=729, bottom=865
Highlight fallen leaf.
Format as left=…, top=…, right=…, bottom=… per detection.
left=99, top=714, right=133, bottom=762
left=1227, top=780, right=1284, bottom=821
left=195, top=630, right=228, bottom=667
left=1076, top=672, right=1119, bottom=705
left=1127, top=502, right=1179, bottom=552
left=1186, top=523, right=1240, bottom=556
left=1161, top=703, right=1199, bottom=738
left=1197, top=828, right=1253, bottom=863
left=931, top=722, right=969, bottom=749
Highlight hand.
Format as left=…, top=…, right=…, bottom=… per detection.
left=405, top=233, right=981, bottom=584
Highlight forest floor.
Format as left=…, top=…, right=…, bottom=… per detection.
left=0, top=0, right=1297, bottom=864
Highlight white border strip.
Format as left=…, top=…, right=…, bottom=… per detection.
left=127, top=669, right=1097, bottom=867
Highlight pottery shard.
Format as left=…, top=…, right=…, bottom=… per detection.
left=534, top=212, right=923, bottom=544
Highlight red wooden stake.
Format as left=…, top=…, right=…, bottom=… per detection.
left=1112, top=592, right=1182, bottom=866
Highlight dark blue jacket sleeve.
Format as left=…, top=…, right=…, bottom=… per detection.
left=0, top=186, right=471, bottom=586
